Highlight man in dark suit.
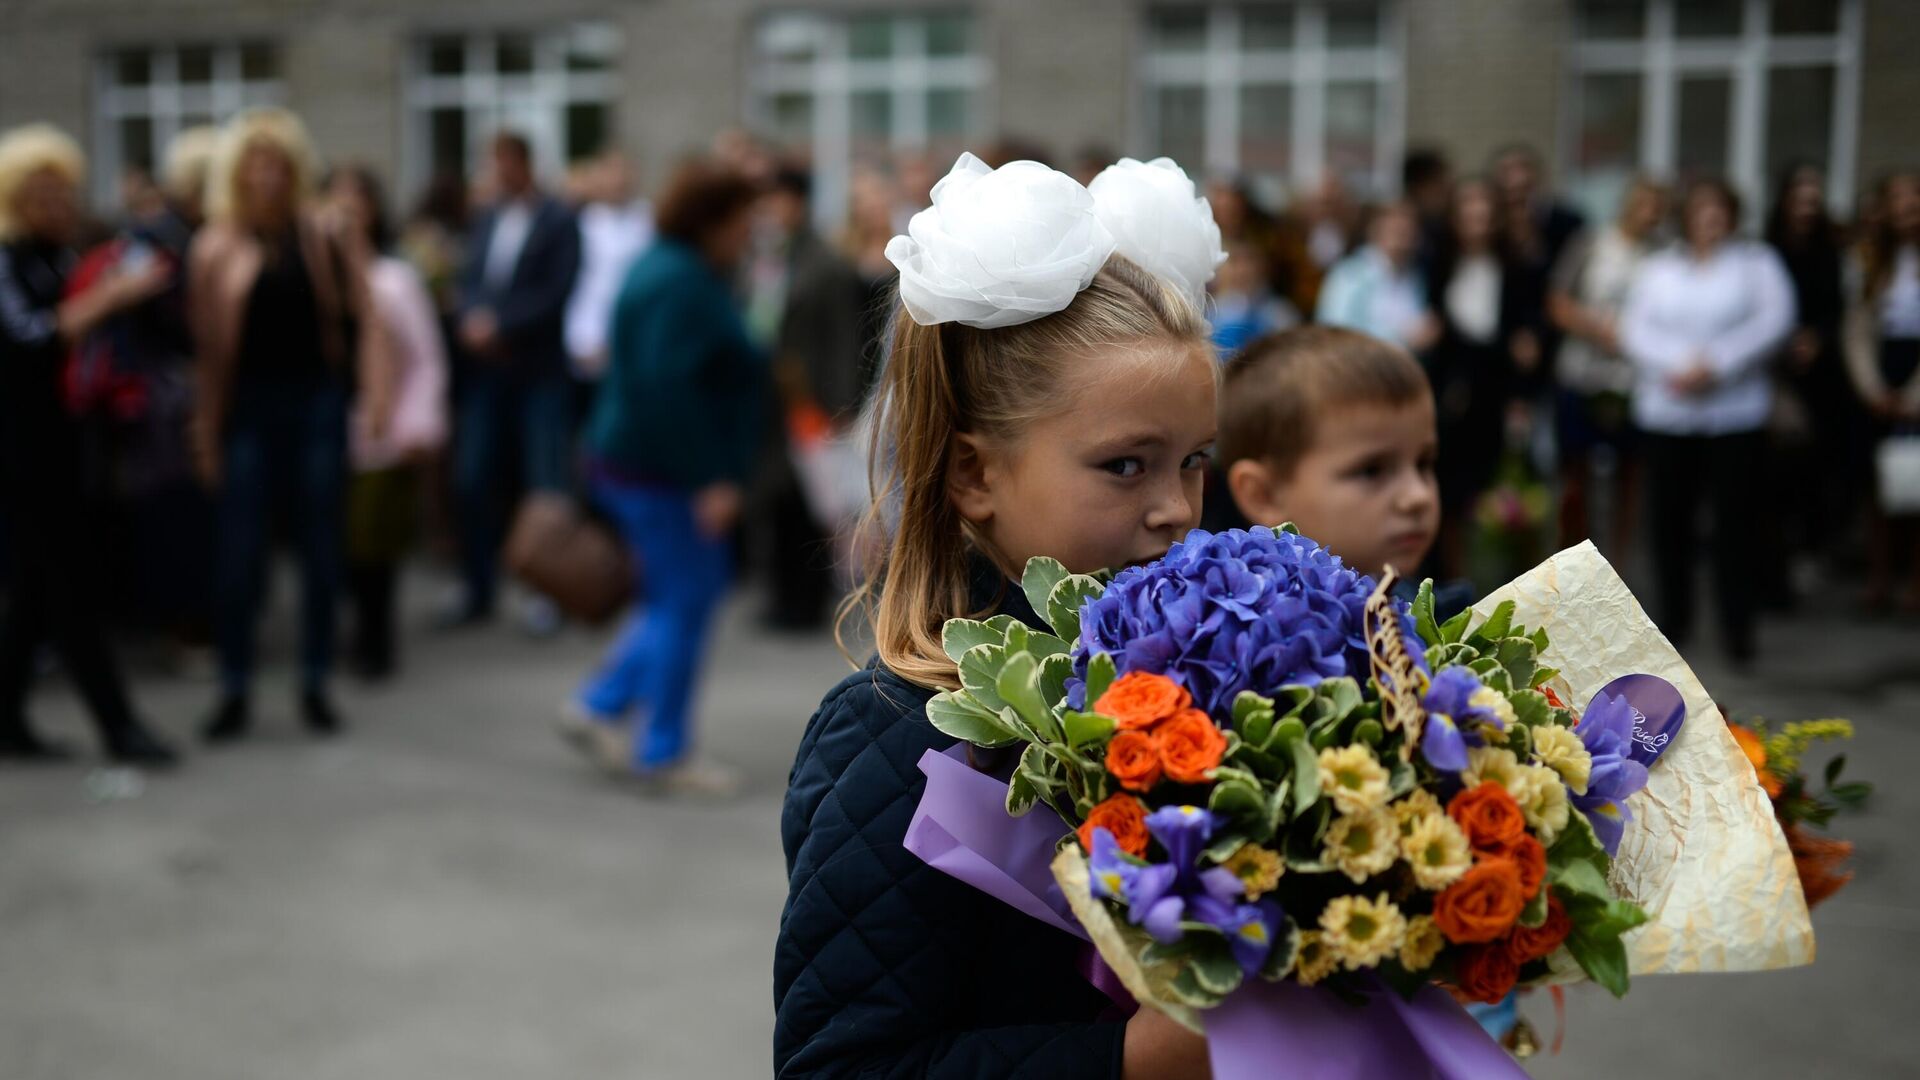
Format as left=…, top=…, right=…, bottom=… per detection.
left=1491, top=143, right=1587, bottom=390
left=449, top=131, right=582, bottom=625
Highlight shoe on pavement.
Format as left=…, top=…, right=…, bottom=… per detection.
left=105, top=722, right=181, bottom=768
left=639, top=757, right=744, bottom=799
left=0, top=723, right=75, bottom=763
left=301, top=691, right=345, bottom=737
left=201, top=696, right=251, bottom=744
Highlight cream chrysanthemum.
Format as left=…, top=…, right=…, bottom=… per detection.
left=1532, top=724, right=1592, bottom=795
left=1519, top=764, right=1571, bottom=842
left=1462, top=746, right=1537, bottom=803
left=1391, top=789, right=1443, bottom=837
left=1469, top=686, right=1518, bottom=730
left=1319, top=892, right=1407, bottom=970
left=1318, top=744, right=1392, bottom=816
left=1293, top=930, right=1339, bottom=985
left=1401, top=812, right=1473, bottom=890
left=1399, top=915, right=1446, bottom=972
left=1324, top=809, right=1399, bottom=883
left=1223, top=843, right=1286, bottom=899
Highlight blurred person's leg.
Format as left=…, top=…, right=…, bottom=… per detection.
left=516, top=373, right=576, bottom=637
left=0, top=549, right=62, bottom=757
left=763, top=454, right=831, bottom=631
left=1707, top=431, right=1763, bottom=663
left=212, top=399, right=273, bottom=709
left=576, top=477, right=656, bottom=721
left=451, top=369, right=507, bottom=621
left=629, top=489, right=732, bottom=769
left=1643, top=433, right=1702, bottom=648
left=292, top=387, right=348, bottom=723
left=1555, top=390, right=1595, bottom=547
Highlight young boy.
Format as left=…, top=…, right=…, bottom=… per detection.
left=1216, top=325, right=1446, bottom=588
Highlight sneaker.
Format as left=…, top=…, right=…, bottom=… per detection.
left=583, top=723, right=635, bottom=777
left=555, top=701, right=607, bottom=759
left=639, top=757, right=744, bottom=799
left=520, top=595, right=563, bottom=639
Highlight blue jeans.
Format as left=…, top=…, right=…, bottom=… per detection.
left=575, top=476, right=731, bottom=768
left=216, top=381, right=348, bottom=697
left=453, top=366, right=573, bottom=612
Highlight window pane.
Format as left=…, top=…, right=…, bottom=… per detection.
left=240, top=42, right=278, bottom=81
left=927, top=88, right=968, bottom=137
left=1148, top=9, right=1209, bottom=54
left=1325, top=81, right=1378, bottom=181
left=426, top=36, right=465, bottom=76
left=1577, top=0, right=1645, bottom=39
left=1327, top=2, right=1381, bottom=48
left=758, top=14, right=822, bottom=63
left=1153, top=86, right=1206, bottom=171
left=926, top=13, right=971, bottom=58
left=497, top=34, right=534, bottom=75
left=1242, top=3, right=1295, bottom=50
left=181, top=111, right=214, bottom=132
left=429, top=107, right=467, bottom=178
left=567, top=25, right=618, bottom=71
left=852, top=90, right=892, bottom=139
left=1676, top=75, right=1732, bottom=176
left=1675, top=0, right=1743, bottom=37
left=850, top=15, right=894, bottom=59
left=1766, top=65, right=1835, bottom=185
left=1238, top=83, right=1292, bottom=177
left=179, top=46, right=214, bottom=84
left=768, top=92, right=813, bottom=144
left=114, top=50, right=152, bottom=87
left=566, top=102, right=609, bottom=162
left=1576, top=72, right=1641, bottom=172
left=1772, top=0, right=1839, bottom=34
left=119, top=115, right=155, bottom=173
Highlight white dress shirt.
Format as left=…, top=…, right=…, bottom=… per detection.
left=482, top=199, right=536, bottom=290
left=1445, top=253, right=1501, bottom=345
left=1620, top=240, right=1797, bottom=436
left=565, top=199, right=655, bottom=373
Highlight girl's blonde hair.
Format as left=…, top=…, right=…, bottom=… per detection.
left=206, top=106, right=320, bottom=224
left=0, top=123, right=85, bottom=242
left=843, top=255, right=1208, bottom=690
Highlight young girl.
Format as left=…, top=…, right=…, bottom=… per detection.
left=775, top=154, right=1221, bottom=1078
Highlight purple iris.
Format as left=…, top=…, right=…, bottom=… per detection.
left=1419, top=666, right=1507, bottom=773
left=1070, top=528, right=1383, bottom=718
left=1570, top=691, right=1652, bottom=855
left=1190, top=894, right=1288, bottom=976
left=1091, top=806, right=1286, bottom=972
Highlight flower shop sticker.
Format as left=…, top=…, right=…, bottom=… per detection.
left=1596, top=673, right=1686, bottom=769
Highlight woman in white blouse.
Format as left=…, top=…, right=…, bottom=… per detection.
left=1846, top=171, right=1920, bottom=611
left=1620, top=178, right=1795, bottom=664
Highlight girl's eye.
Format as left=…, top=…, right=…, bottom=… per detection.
left=1181, top=448, right=1215, bottom=470
left=1101, top=457, right=1145, bottom=478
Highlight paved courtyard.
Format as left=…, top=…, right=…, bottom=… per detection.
left=2, top=573, right=1916, bottom=1078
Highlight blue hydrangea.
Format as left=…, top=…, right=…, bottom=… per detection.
left=1071, top=527, right=1381, bottom=718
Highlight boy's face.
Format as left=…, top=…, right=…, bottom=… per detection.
left=1228, top=398, right=1440, bottom=580
left=951, top=341, right=1217, bottom=578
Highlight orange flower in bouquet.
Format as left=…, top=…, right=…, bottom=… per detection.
left=1155, top=708, right=1228, bottom=783
left=1094, top=671, right=1190, bottom=730
left=1729, top=724, right=1783, bottom=798
left=1434, top=859, right=1527, bottom=944
left=1078, top=793, right=1151, bottom=857
left=1506, top=894, right=1573, bottom=963
left=1453, top=942, right=1522, bottom=1004
left=1106, top=730, right=1163, bottom=792
left=1448, top=783, right=1528, bottom=854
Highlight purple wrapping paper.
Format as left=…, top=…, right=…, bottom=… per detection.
left=904, top=747, right=1529, bottom=1080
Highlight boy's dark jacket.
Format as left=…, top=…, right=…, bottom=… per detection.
left=774, top=579, right=1125, bottom=1078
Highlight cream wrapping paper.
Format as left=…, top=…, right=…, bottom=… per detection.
left=1474, top=541, right=1814, bottom=975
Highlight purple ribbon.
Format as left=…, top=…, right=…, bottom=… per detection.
left=904, top=747, right=1529, bottom=1079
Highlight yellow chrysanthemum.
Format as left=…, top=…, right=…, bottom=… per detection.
left=1392, top=789, right=1443, bottom=837
left=1401, top=811, right=1473, bottom=890
left=1319, top=892, right=1408, bottom=970
left=1318, top=744, right=1392, bottom=816
left=1293, top=930, right=1339, bottom=985
left=1223, top=843, right=1286, bottom=899
left=1463, top=746, right=1537, bottom=803
left=1399, top=914, right=1446, bottom=972
left=1324, top=809, right=1399, bottom=883
left=1519, top=764, right=1571, bottom=843
left=1469, top=686, right=1518, bottom=729
left=1532, top=724, right=1592, bottom=795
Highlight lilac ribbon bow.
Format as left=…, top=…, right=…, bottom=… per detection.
left=903, top=746, right=1529, bottom=1080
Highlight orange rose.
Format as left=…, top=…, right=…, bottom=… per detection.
left=1730, top=724, right=1784, bottom=798
left=1453, top=942, right=1521, bottom=1004
left=1448, top=782, right=1528, bottom=855
left=1506, top=893, right=1572, bottom=964
left=1153, top=708, right=1227, bottom=784
left=1433, top=858, right=1527, bottom=943
left=1106, top=730, right=1163, bottom=792
left=1078, top=793, right=1151, bottom=858
left=1094, top=672, right=1191, bottom=731
left=1494, top=833, right=1546, bottom=900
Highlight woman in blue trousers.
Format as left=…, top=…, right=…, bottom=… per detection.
left=567, top=160, right=767, bottom=793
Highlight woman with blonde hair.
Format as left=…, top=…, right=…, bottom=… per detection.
left=0, top=123, right=177, bottom=763
left=188, top=107, right=391, bottom=741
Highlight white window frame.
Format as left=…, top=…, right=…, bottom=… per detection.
left=747, top=11, right=991, bottom=230
left=1561, top=0, right=1863, bottom=217
left=402, top=23, right=620, bottom=198
left=1136, top=1, right=1406, bottom=198
left=90, top=42, right=284, bottom=206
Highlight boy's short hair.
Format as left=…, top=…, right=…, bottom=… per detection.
left=1217, top=326, right=1431, bottom=477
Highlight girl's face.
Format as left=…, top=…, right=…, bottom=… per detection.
left=239, top=141, right=294, bottom=222
left=951, top=340, right=1217, bottom=578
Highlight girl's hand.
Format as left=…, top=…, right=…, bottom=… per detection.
left=1123, top=1006, right=1211, bottom=1080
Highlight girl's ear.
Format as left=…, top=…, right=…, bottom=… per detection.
left=948, top=432, right=996, bottom=526
left=1227, top=457, right=1287, bottom=528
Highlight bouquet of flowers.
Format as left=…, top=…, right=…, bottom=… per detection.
left=1729, top=716, right=1871, bottom=908
left=927, top=526, right=1647, bottom=1011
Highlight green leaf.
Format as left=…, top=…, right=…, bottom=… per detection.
left=1496, top=637, right=1539, bottom=689
left=1824, top=754, right=1846, bottom=787
left=1518, top=886, right=1549, bottom=929
left=1084, top=652, right=1117, bottom=710
left=1531, top=666, right=1561, bottom=689
left=995, top=651, right=1060, bottom=742
left=1006, top=763, right=1041, bottom=816
left=1020, top=557, right=1069, bottom=632
left=1209, top=779, right=1267, bottom=831
left=925, top=691, right=1019, bottom=747
left=1438, top=606, right=1474, bottom=645
left=1352, top=718, right=1384, bottom=746
left=1286, top=734, right=1320, bottom=814
left=1168, top=966, right=1226, bottom=1008
left=1048, top=574, right=1105, bottom=644
left=1273, top=686, right=1315, bottom=718
left=1830, top=781, right=1872, bottom=805
left=1319, top=678, right=1364, bottom=722
left=1038, top=652, right=1074, bottom=708
left=1259, top=917, right=1302, bottom=982
left=958, top=643, right=1010, bottom=709
left=1273, top=716, right=1307, bottom=747
left=1061, top=709, right=1115, bottom=749
left=1187, top=938, right=1246, bottom=996
left=1510, top=689, right=1551, bottom=730
left=1469, top=601, right=1515, bottom=647
left=1205, top=827, right=1253, bottom=863
left=1412, top=579, right=1441, bottom=647
left=1565, top=927, right=1631, bottom=998
left=1268, top=779, right=1292, bottom=834
left=1027, top=631, right=1071, bottom=660
left=1387, top=759, right=1416, bottom=799
left=941, top=619, right=1002, bottom=663
left=1004, top=621, right=1030, bottom=656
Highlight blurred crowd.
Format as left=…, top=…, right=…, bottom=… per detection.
left=2, top=108, right=1918, bottom=774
